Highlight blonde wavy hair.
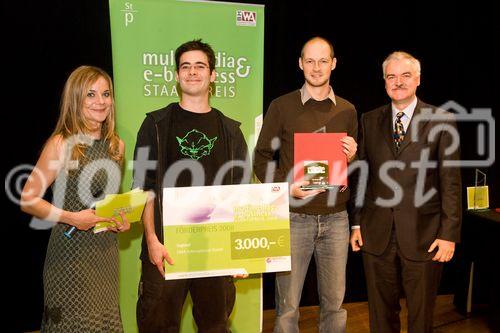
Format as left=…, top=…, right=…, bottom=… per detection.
left=51, top=65, right=122, bottom=163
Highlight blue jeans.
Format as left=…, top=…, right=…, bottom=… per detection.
left=274, top=211, right=349, bottom=333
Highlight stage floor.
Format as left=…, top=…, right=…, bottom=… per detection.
left=262, top=295, right=490, bottom=333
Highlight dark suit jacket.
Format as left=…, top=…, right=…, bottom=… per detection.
left=354, top=100, right=462, bottom=261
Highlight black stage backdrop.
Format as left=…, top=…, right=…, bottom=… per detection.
left=5, top=1, right=498, bottom=331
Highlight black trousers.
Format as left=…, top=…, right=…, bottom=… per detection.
left=137, top=261, right=236, bottom=333
left=362, top=231, right=443, bottom=333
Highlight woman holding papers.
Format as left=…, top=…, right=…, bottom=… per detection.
left=21, top=65, right=128, bottom=332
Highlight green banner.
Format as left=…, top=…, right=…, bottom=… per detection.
left=109, top=0, right=265, bottom=332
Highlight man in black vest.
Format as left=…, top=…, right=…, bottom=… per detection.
left=133, top=39, right=249, bottom=333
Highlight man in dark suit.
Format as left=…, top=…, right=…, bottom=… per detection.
left=350, top=51, right=462, bottom=333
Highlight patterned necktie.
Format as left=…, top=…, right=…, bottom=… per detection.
left=394, top=111, right=405, bottom=150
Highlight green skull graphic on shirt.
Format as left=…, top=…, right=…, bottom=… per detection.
left=176, top=129, right=217, bottom=160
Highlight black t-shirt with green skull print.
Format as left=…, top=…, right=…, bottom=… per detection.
left=167, top=103, right=226, bottom=187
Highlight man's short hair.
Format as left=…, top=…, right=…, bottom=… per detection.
left=175, top=39, right=216, bottom=72
left=300, top=36, right=335, bottom=59
left=382, top=51, right=421, bottom=78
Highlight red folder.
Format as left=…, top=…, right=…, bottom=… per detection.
left=294, top=133, right=347, bottom=186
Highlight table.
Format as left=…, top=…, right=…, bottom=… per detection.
left=453, top=209, right=500, bottom=331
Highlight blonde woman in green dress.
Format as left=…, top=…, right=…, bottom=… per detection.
left=21, top=65, right=129, bottom=332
